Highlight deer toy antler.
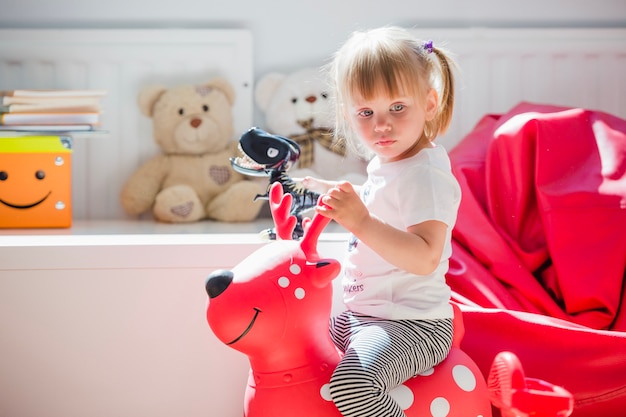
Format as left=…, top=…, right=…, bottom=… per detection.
left=269, top=182, right=298, bottom=241
left=269, top=182, right=331, bottom=260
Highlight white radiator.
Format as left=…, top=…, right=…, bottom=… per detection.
left=411, top=28, right=626, bottom=150
left=1, top=28, right=624, bottom=221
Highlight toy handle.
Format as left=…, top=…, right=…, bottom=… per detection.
left=300, top=197, right=333, bottom=256
left=308, top=210, right=332, bottom=232
left=312, top=196, right=333, bottom=229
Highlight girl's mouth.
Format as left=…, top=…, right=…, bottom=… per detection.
left=376, top=139, right=395, bottom=147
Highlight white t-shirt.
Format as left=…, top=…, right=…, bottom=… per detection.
left=341, top=145, right=462, bottom=320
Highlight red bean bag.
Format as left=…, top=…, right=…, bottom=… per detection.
left=446, top=102, right=626, bottom=416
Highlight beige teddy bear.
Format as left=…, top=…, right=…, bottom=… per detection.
left=120, top=77, right=264, bottom=223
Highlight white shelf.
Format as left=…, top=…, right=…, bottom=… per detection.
left=0, top=218, right=275, bottom=236
left=0, top=219, right=349, bottom=270
left=0, top=218, right=348, bottom=236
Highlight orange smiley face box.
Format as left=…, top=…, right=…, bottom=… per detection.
left=0, top=136, right=72, bottom=228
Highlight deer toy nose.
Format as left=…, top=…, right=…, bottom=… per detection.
left=205, top=270, right=233, bottom=299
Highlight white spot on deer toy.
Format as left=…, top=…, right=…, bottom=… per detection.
left=205, top=182, right=492, bottom=417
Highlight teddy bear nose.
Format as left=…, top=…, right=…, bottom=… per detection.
left=305, top=95, right=316, bottom=103
left=206, top=269, right=233, bottom=298
left=190, top=118, right=202, bottom=128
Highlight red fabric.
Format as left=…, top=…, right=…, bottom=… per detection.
left=446, top=102, right=626, bottom=416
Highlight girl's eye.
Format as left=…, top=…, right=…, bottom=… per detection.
left=391, top=104, right=404, bottom=111
left=358, top=109, right=373, bottom=117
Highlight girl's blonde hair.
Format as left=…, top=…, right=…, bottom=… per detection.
left=327, top=26, right=456, bottom=158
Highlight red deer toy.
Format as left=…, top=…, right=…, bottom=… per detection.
left=205, top=182, right=492, bottom=417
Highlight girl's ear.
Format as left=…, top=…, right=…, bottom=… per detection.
left=425, top=88, right=438, bottom=121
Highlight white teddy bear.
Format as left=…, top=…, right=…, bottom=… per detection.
left=255, top=67, right=367, bottom=189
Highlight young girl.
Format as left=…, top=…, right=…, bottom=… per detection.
left=304, top=26, right=461, bottom=417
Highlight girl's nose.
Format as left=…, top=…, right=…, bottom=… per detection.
left=373, top=117, right=392, bottom=132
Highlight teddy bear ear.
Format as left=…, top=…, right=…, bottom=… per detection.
left=254, top=72, right=286, bottom=112
left=137, top=85, right=167, bottom=117
left=205, top=77, right=236, bottom=106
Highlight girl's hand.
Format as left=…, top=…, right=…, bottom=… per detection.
left=315, top=181, right=370, bottom=233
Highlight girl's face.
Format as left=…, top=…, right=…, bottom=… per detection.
left=346, top=84, right=437, bottom=163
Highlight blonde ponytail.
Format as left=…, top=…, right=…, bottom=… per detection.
left=429, top=46, right=456, bottom=136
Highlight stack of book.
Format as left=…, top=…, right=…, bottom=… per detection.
left=0, top=89, right=106, bottom=133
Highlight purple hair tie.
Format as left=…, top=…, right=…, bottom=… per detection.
left=423, top=40, right=434, bottom=54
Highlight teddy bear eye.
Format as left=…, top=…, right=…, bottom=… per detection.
left=202, top=104, right=209, bottom=112
left=178, top=108, right=184, bottom=116
left=291, top=97, right=297, bottom=104
left=321, top=92, right=329, bottom=99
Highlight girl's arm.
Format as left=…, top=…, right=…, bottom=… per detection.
left=300, top=176, right=339, bottom=194
left=300, top=176, right=363, bottom=195
left=315, top=181, right=447, bottom=276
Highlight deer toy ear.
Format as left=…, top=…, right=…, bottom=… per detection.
left=309, top=259, right=341, bottom=288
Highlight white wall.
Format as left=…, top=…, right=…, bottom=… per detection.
left=2, top=0, right=624, bottom=103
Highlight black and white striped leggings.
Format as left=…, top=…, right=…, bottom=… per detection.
left=328, top=311, right=453, bottom=417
